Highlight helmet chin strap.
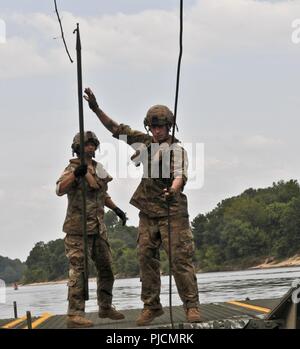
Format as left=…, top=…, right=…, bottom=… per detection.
left=74, top=150, right=95, bottom=159
left=85, top=151, right=95, bottom=159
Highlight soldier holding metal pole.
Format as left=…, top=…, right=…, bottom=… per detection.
left=83, top=90, right=201, bottom=326
left=56, top=24, right=125, bottom=329
left=56, top=131, right=126, bottom=328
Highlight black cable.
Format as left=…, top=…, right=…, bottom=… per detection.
left=167, top=201, right=174, bottom=328
left=54, top=0, right=73, bottom=63
left=168, top=0, right=183, bottom=330
left=172, top=0, right=183, bottom=143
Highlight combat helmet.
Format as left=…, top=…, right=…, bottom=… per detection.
left=144, top=105, right=174, bottom=130
left=71, top=131, right=100, bottom=156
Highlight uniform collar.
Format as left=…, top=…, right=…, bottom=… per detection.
left=151, top=135, right=180, bottom=145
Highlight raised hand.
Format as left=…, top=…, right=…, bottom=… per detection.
left=84, top=87, right=99, bottom=112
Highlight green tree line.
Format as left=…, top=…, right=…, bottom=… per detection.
left=192, top=179, right=300, bottom=271
left=0, top=256, right=25, bottom=284
left=1, top=180, right=300, bottom=283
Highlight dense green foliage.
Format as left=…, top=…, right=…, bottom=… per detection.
left=1, top=180, right=300, bottom=283
left=104, top=210, right=139, bottom=277
left=23, top=239, right=68, bottom=283
left=191, top=180, right=300, bottom=271
left=0, top=256, right=25, bottom=284
left=21, top=210, right=139, bottom=283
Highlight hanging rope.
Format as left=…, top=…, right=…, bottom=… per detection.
left=167, top=0, right=183, bottom=330
left=54, top=0, right=73, bottom=63
left=172, top=0, right=183, bottom=143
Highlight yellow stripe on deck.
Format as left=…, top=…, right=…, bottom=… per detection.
left=2, top=316, right=27, bottom=329
left=227, top=300, right=271, bottom=314
left=23, top=313, right=53, bottom=329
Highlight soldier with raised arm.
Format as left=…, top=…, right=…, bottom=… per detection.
left=84, top=88, right=201, bottom=326
left=56, top=131, right=126, bottom=328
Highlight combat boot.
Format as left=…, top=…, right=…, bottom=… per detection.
left=136, top=308, right=164, bottom=326
left=186, top=308, right=201, bottom=323
left=98, top=306, right=125, bottom=320
left=67, top=315, right=94, bottom=328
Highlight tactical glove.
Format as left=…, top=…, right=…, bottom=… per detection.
left=113, top=207, right=127, bottom=226
left=163, top=187, right=177, bottom=202
left=74, top=164, right=88, bottom=178
left=84, top=88, right=99, bottom=112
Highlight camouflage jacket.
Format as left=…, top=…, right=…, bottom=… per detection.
left=56, top=158, right=112, bottom=235
left=113, top=124, right=189, bottom=217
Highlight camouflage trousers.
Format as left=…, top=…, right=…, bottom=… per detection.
left=138, top=212, right=199, bottom=310
left=64, top=232, right=114, bottom=316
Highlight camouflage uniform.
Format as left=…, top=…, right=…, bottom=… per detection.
left=113, top=124, right=199, bottom=310
left=56, top=158, right=115, bottom=316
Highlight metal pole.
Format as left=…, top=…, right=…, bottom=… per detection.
left=167, top=0, right=184, bottom=330
left=74, top=23, right=89, bottom=301
left=13, top=301, right=18, bottom=319
left=167, top=202, right=174, bottom=329
left=26, top=311, right=32, bottom=329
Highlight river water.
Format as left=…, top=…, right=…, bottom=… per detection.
left=1, top=266, right=300, bottom=319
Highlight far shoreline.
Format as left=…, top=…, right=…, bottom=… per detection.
left=249, top=255, right=300, bottom=270
left=13, top=255, right=300, bottom=287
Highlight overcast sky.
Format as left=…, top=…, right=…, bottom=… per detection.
left=1, top=0, right=300, bottom=261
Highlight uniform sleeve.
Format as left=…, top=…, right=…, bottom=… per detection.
left=112, top=123, right=151, bottom=146
left=171, top=145, right=188, bottom=187
left=56, top=165, right=76, bottom=196
left=105, top=192, right=111, bottom=200
left=95, top=162, right=113, bottom=183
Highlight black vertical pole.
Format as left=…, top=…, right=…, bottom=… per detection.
left=74, top=23, right=89, bottom=301
left=13, top=301, right=18, bottom=319
left=168, top=0, right=184, bottom=329
left=26, top=311, right=32, bottom=329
